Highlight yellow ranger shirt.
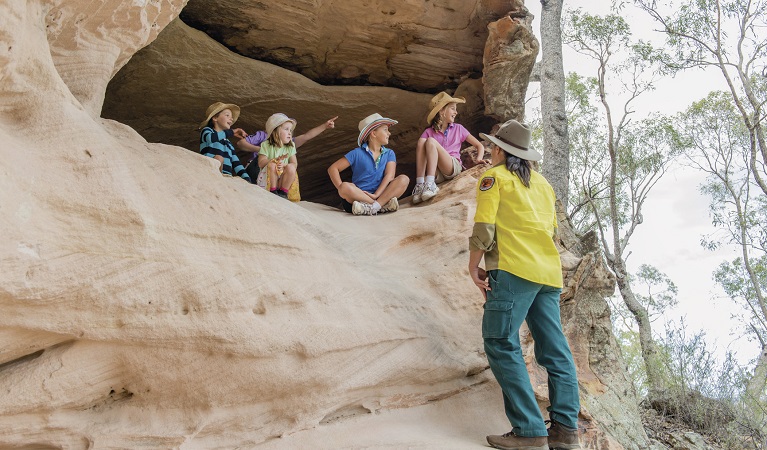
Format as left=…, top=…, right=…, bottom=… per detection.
left=469, top=164, right=562, bottom=288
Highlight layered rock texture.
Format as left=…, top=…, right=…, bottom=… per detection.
left=2, top=0, right=658, bottom=448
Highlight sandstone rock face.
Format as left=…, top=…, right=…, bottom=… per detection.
left=483, top=6, right=539, bottom=121
left=2, top=0, right=654, bottom=448
left=178, top=0, right=510, bottom=92
left=46, top=0, right=188, bottom=117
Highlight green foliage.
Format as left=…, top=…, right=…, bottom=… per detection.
left=715, top=256, right=767, bottom=345
left=649, top=320, right=767, bottom=448
left=563, top=73, right=612, bottom=233
left=565, top=9, right=630, bottom=56
left=563, top=9, right=678, bottom=252
left=633, top=264, right=679, bottom=317
left=609, top=264, right=679, bottom=398
left=615, top=328, right=649, bottom=396
left=675, top=91, right=767, bottom=354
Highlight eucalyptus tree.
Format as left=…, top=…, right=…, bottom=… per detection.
left=539, top=0, right=570, bottom=206
left=610, top=264, right=679, bottom=396
left=635, top=0, right=767, bottom=197
left=563, top=9, right=680, bottom=398
left=676, top=91, right=767, bottom=403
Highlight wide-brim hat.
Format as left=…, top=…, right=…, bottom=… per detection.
left=265, top=113, right=297, bottom=137
left=199, top=102, right=240, bottom=129
left=358, top=113, right=398, bottom=146
left=426, top=92, right=466, bottom=124
left=480, top=119, right=542, bottom=162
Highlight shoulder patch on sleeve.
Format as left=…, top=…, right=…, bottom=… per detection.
left=479, top=176, right=495, bottom=191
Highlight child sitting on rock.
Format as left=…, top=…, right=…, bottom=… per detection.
left=327, top=113, right=409, bottom=215
left=411, top=92, right=485, bottom=203
left=235, top=116, right=337, bottom=182
left=256, top=113, right=300, bottom=200
left=198, top=102, right=250, bottom=181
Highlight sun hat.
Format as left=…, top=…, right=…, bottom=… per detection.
left=357, top=113, right=398, bottom=146
left=265, top=113, right=297, bottom=137
left=426, top=92, right=466, bottom=124
left=199, top=102, right=240, bottom=130
left=480, top=119, right=542, bottom=162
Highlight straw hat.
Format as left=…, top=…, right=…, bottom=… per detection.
left=265, top=113, right=297, bottom=137
left=480, top=120, right=542, bottom=162
left=357, top=113, right=398, bottom=146
left=426, top=92, right=466, bottom=124
left=199, top=102, right=240, bottom=130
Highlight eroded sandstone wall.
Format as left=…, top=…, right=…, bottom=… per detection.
left=1, top=0, right=652, bottom=448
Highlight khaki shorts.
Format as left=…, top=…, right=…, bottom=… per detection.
left=435, top=157, right=462, bottom=184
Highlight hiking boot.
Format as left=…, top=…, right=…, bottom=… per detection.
left=380, top=197, right=398, bottom=213
left=352, top=201, right=376, bottom=216
left=420, top=182, right=439, bottom=202
left=487, top=431, right=549, bottom=450
left=411, top=182, right=425, bottom=204
left=547, top=420, right=580, bottom=449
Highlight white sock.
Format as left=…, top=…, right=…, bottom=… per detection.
left=416, top=177, right=424, bottom=185
left=425, top=176, right=435, bottom=186
left=371, top=201, right=381, bottom=212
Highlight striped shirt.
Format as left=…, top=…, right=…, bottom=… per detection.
left=199, top=127, right=250, bottom=181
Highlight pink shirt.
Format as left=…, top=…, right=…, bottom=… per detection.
left=420, top=123, right=470, bottom=159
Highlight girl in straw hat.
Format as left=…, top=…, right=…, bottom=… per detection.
left=256, top=113, right=301, bottom=200
left=235, top=115, right=338, bottom=182
left=198, top=102, right=251, bottom=181
left=468, top=120, right=581, bottom=450
left=327, top=113, right=409, bottom=215
left=411, top=91, right=485, bottom=204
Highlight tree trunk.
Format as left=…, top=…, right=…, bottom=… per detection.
left=745, top=343, right=767, bottom=403
left=613, top=258, right=664, bottom=398
left=539, top=0, right=570, bottom=207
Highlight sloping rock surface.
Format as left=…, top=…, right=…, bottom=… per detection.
left=1, top=0, right=654, bottom=448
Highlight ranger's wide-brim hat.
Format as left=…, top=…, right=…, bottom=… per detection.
left=357, top=113, right=397, bottom=146
left=426, top=92, right=466, bottom=124
left=199, top=102, right=240, bottom=130
left=480, top=119, right=542, bottom=162
left=265, top=113, right=297, bottom=137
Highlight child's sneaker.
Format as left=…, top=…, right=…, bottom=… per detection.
left=352, top=201, right=376, bottom=216
left=420, top=183, right=439, bottom=202
left=380, top=197, right=399, bottom=213
left=274, top=190, right=288, bottom=199
left=411, top=183, right=425, bottom=204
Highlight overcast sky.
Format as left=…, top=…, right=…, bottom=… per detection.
left=524, top=0, right=757, bottom=364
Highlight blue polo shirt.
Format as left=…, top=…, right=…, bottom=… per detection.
left=344, top=144, right=397, bottom=192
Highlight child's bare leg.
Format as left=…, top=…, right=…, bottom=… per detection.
left=337, top=182, right=375, bottom=204
left=280, top=163, right=296, bottom=191
left=377, top=175, right=410, bottom=206
left=415, top=139, right=427, bottom=179
left=268, top=162, right=279, bottom=190
left=424, top=137, right=455, bottom=178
